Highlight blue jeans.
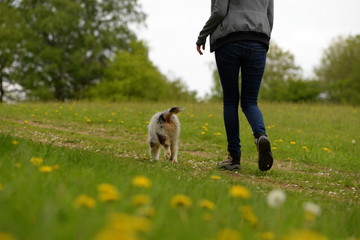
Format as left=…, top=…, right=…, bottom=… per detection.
left=215, top=41, right=267, bottom=156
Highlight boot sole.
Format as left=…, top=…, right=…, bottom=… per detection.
left=218, top=164, right=240, bottom=171
left=258, top=137, right=273, bottom=171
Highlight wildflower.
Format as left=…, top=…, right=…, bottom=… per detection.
left=272, top=147, right=277, bottom=150
left=210, top=175, right=221, bottom=180
left=213, top=132, right=222, bottom=136
left=132, top=176, right=152, bottom=188
left=303, top=146, right=309, bottom=150
left=201, top=131, right=206, bottom=135
left=30, top=157, right=43, bottom=166
left=14, top=163, right=21, bottom=168
left=214, top=228, right=241, bottom=240
left=283, top=229, right=328, bottom=240
left=229, top=185, right=250, bottom=199
left=132, top=194, right=151, bottom=207
left=95, top=213, right=151, bottom=240
left=259, top=232, right=276, bottom=240
left=24, top=120, right=29, bottom=124
left=137, top=206, right=156, bottom=218
left=0, top=232, right=17, bottom=240
left=11, top=140, right=19, bottom=145
left=322, top=147, right=332, bottom=153
left=73, top=194, right=96, bottom=208
left=351, top=139, right=356, bottom=144
left=39, top=166, right=53, bottom=173
left=267, top=189, right=286, bottom=208
left=290, top=141, right=296, bottom=145
left=97, top=183, right=121, bottom=202
left=303, top=202, right=321, bottom=221
left=275, top=139, right=284, bottom=143
left=239, top=205, right=258, bottom=226
left=286, top=157, right=292, bottom=161
left=170, top=194, right=192, bottom=208
left=199, top=199, right=216, bottom=210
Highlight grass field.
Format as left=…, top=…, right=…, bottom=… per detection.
left=0, top=101, right=359, bottom=240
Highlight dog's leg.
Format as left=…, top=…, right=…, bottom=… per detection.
left=170, top=139, right=178, bottom=163
left=150, top=142, right=161, bottom=161
left=164, top=143, right=171, bottom=160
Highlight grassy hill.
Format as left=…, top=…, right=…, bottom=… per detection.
left=0, top=101, right=359, bottom=240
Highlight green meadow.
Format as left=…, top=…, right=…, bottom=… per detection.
left=0, top=101, right=359, bottom=240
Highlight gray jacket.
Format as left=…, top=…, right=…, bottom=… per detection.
left=197, top=0, right=274, bottom=49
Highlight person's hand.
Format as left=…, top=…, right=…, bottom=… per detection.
left=196, top=44, right=205, bottom=55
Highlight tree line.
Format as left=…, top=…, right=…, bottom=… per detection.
left=1, top=1, right=359, bottom=104
left=0, top=0, right=196, bottom=103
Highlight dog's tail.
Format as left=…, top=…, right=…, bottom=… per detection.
left=165, top=106, right=183, bottom=122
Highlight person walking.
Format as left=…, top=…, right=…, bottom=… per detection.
left=196, top=0, right=274, bottom=171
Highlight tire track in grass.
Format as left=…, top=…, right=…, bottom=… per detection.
left=1, top=117, right=359, bottom=203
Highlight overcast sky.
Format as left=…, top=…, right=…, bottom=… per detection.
left=136, top=0, right=360, bottom=97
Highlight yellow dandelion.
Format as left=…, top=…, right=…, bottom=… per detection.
left=132, top=176, right=152, bottom=188
left=290, top=141, right=296, bottom=145
left=283, top=230, right=328, bottom=240
left=275, top=139, right=284, bottom=143
left=259, top=232, right=276, bottom=240
left=14, top=163, right=21, bottom=168
left=30, top=157, right=43, bottom=166
left=39, top=166, right=52, bottom=173
left=213, top=132, right=222, bottom=136
left=286, top=157, right=292, bottom=161
left=170, top=194, right=192, bottom=208
left=97, top=183, right=121, bottom=202
left=239, top=205, right=258, bottom=226
left=95, top=213, right=151, bottom=240
left=199, top=199, right=216, bottom=210
left=0, top=232, right=17, bottom=240
left=24, top=120, right=29, bottom=124
left=210, top=175, right=221, bottom=180
left=272, top=147, right=277, bottom=150
left=229, top=185, right=250, bottom=199
left=303, top=146, right=309, bottom=150
left=73, top=194, right=96, bottom=208
left=11, top=140, right=19, bottom=145
left=215, top=228, right=241, bottom=240
left=132, top=194, right=151, bottom=207
left=322, top=147, right=332, bottom=153
left=201, top=131, right=206, bottom=135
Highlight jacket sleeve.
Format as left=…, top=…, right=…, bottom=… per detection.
left=196, top=0, right=229, bottom=46
left=267, top=0, right=274, bottom=32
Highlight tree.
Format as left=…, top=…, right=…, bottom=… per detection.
left=86, top=41, right=197, bottom=102
left=0, top=3, right=26, bottom=102
left=315, top=35, right=360, bottom=105
left=5, top=0, right=145, bottom=101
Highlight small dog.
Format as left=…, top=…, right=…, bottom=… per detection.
left=147, top=107, right=182, bottom=163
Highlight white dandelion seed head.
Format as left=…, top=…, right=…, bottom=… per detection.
left=267, top=189, right=286, bottom=208
left=303, top=202, right=321, bottom=216
left=351, top=139, right=356, bottom=144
